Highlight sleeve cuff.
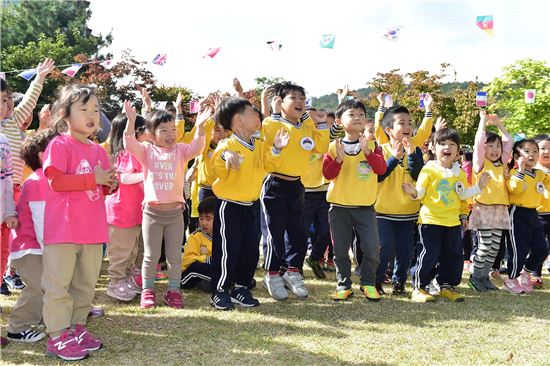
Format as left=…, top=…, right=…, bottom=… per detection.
left=515, top=172, right=525, bottom=179
left=272, top=146, right=281, bottom=155
left=424, top=112, right=433, bottom=118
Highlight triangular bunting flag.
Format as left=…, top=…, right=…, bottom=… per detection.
left=203, top=48, right=221, bottom=59
left=61, top=64, right=83, bottom=78
left=320, top=34, right=336, bottom=49
left=383, top=27, right=401, bottom=41
left=267, top=41, right=283, bottom=52
left=100, top=59, right=115, bottom=69
left=18, top=69, right=37, bottom=81
left=151, top=54, right=168, bottom=65
left=476, top=15, right=494, bottom=36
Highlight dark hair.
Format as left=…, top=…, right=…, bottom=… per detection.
left=51, top=84, right=99, bottom=135
left=327, top=111, right=335, bottom=119
left=0, top=79, right=11, bottom=94
left=110, top=113, right=145, bottom=158
left=485, top=131, right=504, bottom=163
left=335, top=99, right=367, bottom=118
left=381, top=105, right=411, bottom=132
left=509, top=138, right=538, bottom=169
left=198, top=197, right=217, bottom=215
left=432, top=128, right=461, bottom=147
left=20, top=129, right=57, bottom=171
left=464, top=150, right=473, bottom=162
left=533, top=134, right=550, bottom=143
left=146, top=109, right=174, bottom=133
left=270, top=81, right=306, bottom=99
left=214, top=97, right=254, bottom=131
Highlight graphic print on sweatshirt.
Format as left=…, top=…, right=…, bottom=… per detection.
left=150, top=151, right=177, bottom=191
left=76, top=159, right=100, bottom=201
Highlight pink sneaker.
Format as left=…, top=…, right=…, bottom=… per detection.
left=519, top=271, right=534, bottom=293
left=73, top=325, right=102, bottom=351
left=140, top=289, right=156, bottom=309
left=163, top=290, right=184, bottom=309
left=46, top=330, right=89, bottom=361
left=133, top=269, right=143, bottom=289
left=503, top=277, right=525, bottom=294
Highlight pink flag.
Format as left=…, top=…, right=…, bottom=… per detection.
left=100, top=59, right=115, bottom=69
left=61, top=64, right=82, bottom=78
left=151, top=54, right=167, bottom=65
left=189, top=100, right=200, bottom=114
left=203, top=48, right=221, bottom=59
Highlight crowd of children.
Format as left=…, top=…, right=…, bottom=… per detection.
left=0, top=58, right=549, bottom=360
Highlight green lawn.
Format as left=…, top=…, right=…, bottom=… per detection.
left=1, top=263, right=549, bottom=366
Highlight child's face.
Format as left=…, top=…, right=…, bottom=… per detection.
left=516, top=142, right=539, bottom=169
left=364, top=122, right=375, bottom=141
left=435, top=139, right=459, bottom=167
left=236, top=105, right=261, bottom=136
left=198, top=213, right=214, bottom=235
left=281, top=91, right=306, bottom=121
left=149, top=120, right=177, bottom=149
left=538, top=140, right=550, bottom=167
left=0, top=91, right=8, bottom=120
left=337, top=108, right=366, bottom=134
left=386, top=113, right=412, bottom=141
left=6, top=93, right=14, bottom=117
left=485, top=139, right=502, bottom=162
left=67, top=96, right=100, bottom=139
left=211, top=124, right=228, bottom=147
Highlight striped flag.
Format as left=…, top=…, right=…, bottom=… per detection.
left=61, top=64, right=83, bottom=78
left=18, top=68, right=37, bottom=81
left=476, top=15, right=494, bottom=36
left=100, top=59, right=115, bottom=69
left=320, top=34, right=336, bottom=49
left=383, top=27, right=401, bottom=41
left=151, top=54, right=168, bottom=65
left=203, top=48, right=221, bottom=59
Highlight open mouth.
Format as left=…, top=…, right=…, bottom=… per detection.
left=443, top=152, right=452, bottom=157
left=86, top=122, right=95, bottom=128
left=295, top=106, right=303, bottom=113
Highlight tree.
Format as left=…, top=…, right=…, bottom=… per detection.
left=485, top=59, right=550, bottom=137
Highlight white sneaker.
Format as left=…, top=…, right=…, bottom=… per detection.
left=262, top=274, right=288, bottom=300
left=426, top=279, right=440, bottom=296
left=106, top=280, right=137, bottom=301
left=282, top=271, right=308, bottom=298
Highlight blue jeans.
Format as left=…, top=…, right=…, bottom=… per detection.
left=376, top=218, right=414, bottom=285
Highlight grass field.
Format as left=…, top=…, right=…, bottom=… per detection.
left=1, top=261, right=549, bottom=366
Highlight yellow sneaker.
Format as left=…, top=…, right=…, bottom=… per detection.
left=360, top=285, right=381, bottom=302
left=439, top=287, right=465, bottom=302
left=332, top=288, right=353, bottom=301
left=411, top=288, right=437, bottom=303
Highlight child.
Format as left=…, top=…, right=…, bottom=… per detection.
left=533, top=134, right=550, bottom=287
left=42, top=84, right=118, bottom=361
left=375, top=104, right=425, bottom=296
left=210, top=97, right=289, bottom=310
left=505, top=138, right=549, bottom=293
left=197, top=120, right=229, bottom=202
left=467, top=111, right=512, bottom=292
left=6, top=130, right=55, bottom=342
left=261, top=82, right=329, bottom=301
left=402, top=128, right=490, bottom=303
left=180, top=197, right=217, bottom=292
left=323, top=99, right=386, bottom=301
left=105, top=113, right=147, bottom=301
left=123, top=99, right=207, bottom=309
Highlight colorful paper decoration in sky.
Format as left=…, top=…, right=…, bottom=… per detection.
left=320, top=34, right=336, bottom=49
left=204, top=48, right=221, bottom=59
left=151, top=53, right=168, bottom=65
left=524, top=89, right=536, bottom=104
left=383, top=27, right=401, bottom=41
left=189, top=100, right=200, bottom=113
left=476, top=15, right=494, bottom=36
left=476, top=91, right=488, bottom=107
left=100, top=59, right=115, bottom=69
left=18, top=68, right=37, bottom=81
left=267, top=41, right=283, bottom=52
left=61, top=64, right=82, bottom=78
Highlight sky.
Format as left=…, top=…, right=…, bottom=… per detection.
left=88, top=0, right=550, bottom=97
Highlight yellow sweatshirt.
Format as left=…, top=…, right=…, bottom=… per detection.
left=507, top=168, right=549, bottom=209
left=181, top=229, right=212, bottom=271
left=374, top=108, right=433, bottom=149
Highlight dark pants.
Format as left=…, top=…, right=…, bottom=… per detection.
left=535, top=214, right=550, bottom=276
left=211, top=200, right=260, bottom=292
left=181, top=262, right=211, bottom=288
left=493, top=230, right=508, bottom=271
left=261, top=176, right=307, bottom=271
left=199, top=187, right=216, bottom=202
left=376, top=219, right=415, bottom=285
left=413, top=224, right=462, bottom=289
left=303, top=191, right=331, bottom=261
left=507, top=206, right=548, bottom=279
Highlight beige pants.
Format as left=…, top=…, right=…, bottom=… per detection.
left=42, top=244, right=102, bottom=337
left=107, top=225, right=141, bottom=282
left=7, top=254, right=43, bottom=333
left=130, top=230, right=144, bottom=273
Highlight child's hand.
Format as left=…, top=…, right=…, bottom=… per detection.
left=137, top=86, right=152, bottom=112
left=392, top=140, right=404, bottom=160
left=174, top=92, right=184, bottom=115
left=38, top=104, right=51, bottom=129
left=211, top=93, right=222, bottom=110
left=94, top=162, right=118, bottom=187
left=123, top=100, right=137, bottom=132
left=273, top=128, right=290, bottom=150
left=435, top=116, right=447, bottom=131
left=337, top=85, right=349, bottom=104
left=224, top=150, right=242, bottom=170
left=517, top=157, right=526, bottom=172
left=36, top=58, right=55, bottom=82
left=335, top=139, right=345, bottom=163
left=233, top=77, right=244, bottom=97
left=315, top=109, right=327, bottom=124
left=402, top=182, right=417, bottom=198
left=423, top=93, right=433, bottom=112
left=271, top=96, right=282, bottom=114
left=4, top=216, right=18, bottom=229
left=486, top=114, right=502, bottom=127
left=402, top=136, right=414, bottom=155
left=261, top=87, right=269, bottom=102
left=377, top=92, right=387, bottom=107
left=195, top=106, right=213, bottom=136
left=461, top=218, right=469, bottom=231
left=185, top=166, right=196, bottom=182
left=479, top=110, right=487, bottom=127
left=359, top=134, right=371, bottom=156
left=478, top=171, right=491, bottom=190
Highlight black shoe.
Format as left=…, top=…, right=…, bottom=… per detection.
left=248, top=278, right=257, bottom=290
left=4, top=272, right=25, bottom=290
left=211, top=290, right=234, bottom=311
left=375, top=282, right=385, bottom=295
left=196, top=280, right=211, bottom=293
left=305, top=256, right=326, bottom=279
left=231, top=286, right=260, bottom=307
left=392, top=282, right=406, bottom=295
left=0, top=280, right=11, bottom=296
